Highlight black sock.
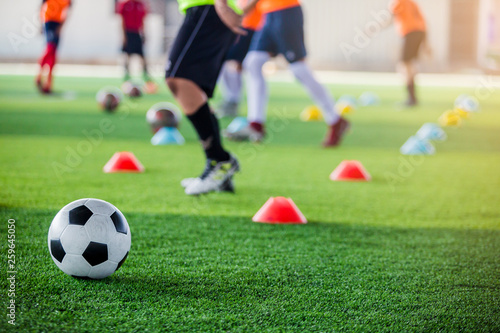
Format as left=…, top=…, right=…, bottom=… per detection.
left=187, top=103, right=230, bottom=162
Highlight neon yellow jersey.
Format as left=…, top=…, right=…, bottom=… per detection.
left=177, top=0, right=242, bottom=14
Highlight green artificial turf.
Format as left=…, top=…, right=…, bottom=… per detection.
left=0, top=74, right=499, bottom=332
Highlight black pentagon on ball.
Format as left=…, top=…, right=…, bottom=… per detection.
left=116, top=251, right=129, bottom=272
left=50, top=239, right=66, bottom=263
left=69, top=205, right=93, bottom=226
left=82, top=242, right=108, bottom=266
left=110, top=211, right=127, bottom=234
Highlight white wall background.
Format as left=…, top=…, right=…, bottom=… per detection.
left=302, top=0, right=450, bottom=71
left=0, top=0, right=163, bottom=63
left=0, top=0, right=490, bottom=71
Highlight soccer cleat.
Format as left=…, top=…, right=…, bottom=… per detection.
left=180, top=177, right=235, bottom=193
left=41, top=85, right=52, bottom=95
left=216, top=100, right=239, bottom=118
left=184, top=155, right=240, bottom=195
left=224, top=124, right=264, bottom=142
left=323, top=117, right=350, bottom=147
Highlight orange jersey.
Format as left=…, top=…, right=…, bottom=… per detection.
left=391, top=0, right=426, bottom=36
left=257, top=0, right=300, bottom=14
left=240, top=0, right=263, bottom=30
left=41, top=0, right=71, bottom=23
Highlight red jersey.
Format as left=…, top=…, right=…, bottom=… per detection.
left=117, top=0, right=148, bottom=32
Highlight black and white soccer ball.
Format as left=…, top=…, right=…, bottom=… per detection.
left=96, top=87, right=123, bottom=113
left=146, top=102, right=182, bottom=133
left=121, top=81, right=142, bottom=98
left=48, top=198, right=131, bottom=280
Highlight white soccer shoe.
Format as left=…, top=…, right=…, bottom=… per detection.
left=216, top=100, right=239, bottom=118
left=181, top=177, right=234, bottom=192
left=184, top=155, right=239, bottom=195
left=223, top=125, right=264, bottom=143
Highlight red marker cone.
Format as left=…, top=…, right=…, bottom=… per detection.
left=252, top=197, right=307, bottom=224
left=103, top=152, right=145, bottom=173
left=330, top=160, right=371, bottom=181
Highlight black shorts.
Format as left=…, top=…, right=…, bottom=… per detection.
left=122, top=31, right=144, bottom=56
left=45, top=21, right=61, bottom=48
left=402, top=31, right=426, bottom=62
left=165, top=5, right=236, bottom=98
left=225, top=28, right=255, bottom=63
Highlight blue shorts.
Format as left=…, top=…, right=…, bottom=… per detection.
left=225, top=28, right=255, bottom=63
left=45, top=21, right=61, bottom=47
left=249, top=5, right=307, bottom=63
left=165, top=5, right=236, bottom=98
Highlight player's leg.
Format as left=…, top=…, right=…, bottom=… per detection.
left=141, top=55, right=151, bottom=82
left=400, top=60, right=417, bottom=106
left=278, top=6, right=348, bottom=147
left=37, top=22, right=60, bottom=94
left=218, top=61, right=243, bottom=117
left=167, top=77, right=230, bottom=159
left=289, top=60, right=339, bottom=126
left=137, top=34, right=151, bottom=82
left=243, top=50, right=269, bottom=134
left=123, top=54, right=130, bottom=81
left=400, top=31, right=425, bottom=106
left=217, top=29, right=255, bottom=118
left=225, top=18, right=276, bottom=141
left=122, top=31, right=131, bottom=81
left=165, top=5, right=239, bottom=195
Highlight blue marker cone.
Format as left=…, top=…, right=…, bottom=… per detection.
left=337, top=95, right=358, bottom=107
left=151, top=127, right=185, bottom=146
left=358, top=92, right=380, bottom=106
left=225, top=117, right=248, bottom=134
left=416, top=123, right=447, bottom=142
left=400, top=136, right=436, bottom=155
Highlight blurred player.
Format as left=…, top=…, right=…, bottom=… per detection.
left=36, top=0, right=72, bottom=94
left=165, top=0, right=246, bottom=195
left=226, top=0, right=349, bottom=147
left=390, top=0, right=429, bottom=106
left=217, top=0, right=263, bottom=117
left=117, top=0, right=152, bottom=83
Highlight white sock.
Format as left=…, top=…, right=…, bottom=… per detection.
left=289, top=61, right=340, bottom=125
left=220, top=62, right=242, bottom=103
left=243, top=51, right=270, bottom=124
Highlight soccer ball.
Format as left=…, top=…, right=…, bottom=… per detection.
left=146, top=102, right=182, bottom=132
left=96, top=87, right=122, bottom=112
left=48, top=198, right=131, bottom=279
left=122, top=81, right=142, bottom=98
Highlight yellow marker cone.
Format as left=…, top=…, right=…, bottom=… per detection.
left=454, top=108, right=470, bottom=119
left=338, top=103, right=355, bottom=116
left=300, top=105, right=323, bottom=122
left=438, top=110, right=462, bottom=127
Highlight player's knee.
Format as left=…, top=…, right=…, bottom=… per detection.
left=166, top=78, right=178, bottom=96
left=243, top=52, right=269, bottom=76
left=289, top=60, right=309, bottom=82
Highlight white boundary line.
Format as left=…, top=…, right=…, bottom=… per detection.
left=0, top=63, right=499, bottom=88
